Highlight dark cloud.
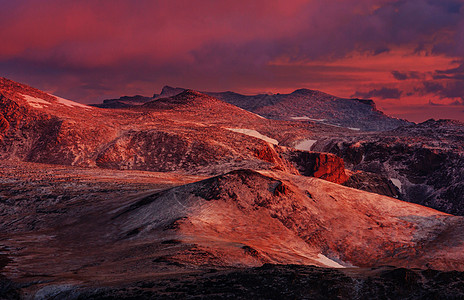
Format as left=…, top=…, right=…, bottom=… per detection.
left=434, top=62, right=464, bottom=80
left=352, top=87, right=403, bottom=99
left=391, top=71, right=424, bottom=80
left=411, top=62, right=464, bottom=102
left=421, top=80, right=464, bottom=100
left=392, top=71, right=409, bottom=80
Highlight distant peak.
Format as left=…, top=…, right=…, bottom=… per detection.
left=160, top=85, right=185, bottom=96
left=142, top=89, right=214, bottom=109
left=291, top=88, right=316, bottom=95
left=419, top=118, right=464, bottom=127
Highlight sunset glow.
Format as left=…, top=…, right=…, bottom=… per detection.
left=1, top=0, right=463, bottom=122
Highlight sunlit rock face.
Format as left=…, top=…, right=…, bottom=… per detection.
left=114, top=169, right=464, bottom=271
left=0, top=77, right=349, bottom=182
left=281, top=150, right=348, bottom=184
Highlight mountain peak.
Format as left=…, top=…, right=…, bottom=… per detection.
left=291, top=88, right=317, bottom=95
left=160, top=85, right=185, bottom=97
left=143, top=89, right=215, bottom=109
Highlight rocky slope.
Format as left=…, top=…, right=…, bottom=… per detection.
left=0, top=77, right=349, bottom=181
left=311, top=119, right=464, bottom=215
left=1, top=162, right=464, bottom=298
left=114, top=169, right=464, bottom=270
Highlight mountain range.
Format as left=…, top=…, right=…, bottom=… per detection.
left=1, top=77, right=464, bottom=298
left=93, top=85, right=411, bottom=131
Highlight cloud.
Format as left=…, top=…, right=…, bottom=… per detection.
left=433, top=62, right=464, bottom=80
left=408, top=62, right=464, bottom=102
left=352, top=87, right=403, bottom=99
left=429, top=99, right=463, bottom=106
left=420, top=80, right=464, bottom=100
left=391, top=70, right=425, bottom=80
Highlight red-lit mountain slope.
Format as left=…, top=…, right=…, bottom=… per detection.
left=0, top=77, right=347, bottom=181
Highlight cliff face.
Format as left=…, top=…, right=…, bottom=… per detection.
left=282, top=149, right=348, bottom=184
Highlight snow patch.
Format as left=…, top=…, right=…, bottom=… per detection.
left=308, top=117, right=327, bottom=122
left=390, top=178, right=402, bottom=192
left=53, top=95, right=93, bottom=109
left=291, top=116, right=327, bottom=122
left=226, top=128, right=278, bottom=145
left=316, top=254, right=346, bottom=268
left=21, top=93, right=92, bottom=109
left=22, top=94, right=51, bottom=109
left=294, top=139, right=317, bottom=151
left=348, top=127, right=361, bottom=131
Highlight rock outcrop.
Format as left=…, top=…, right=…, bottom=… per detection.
left=315, top=119, right=464, bottom=215
left=282, top=149, right=348, bottom=184
left=343, top=171, right=400, bottom=198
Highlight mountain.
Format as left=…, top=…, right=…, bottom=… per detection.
left=91, top=95, right=153, bottom=108
left=0, top=77, right=349, bottom=181
left=207, top=88, right=411, bottom=131
left=93, top=85, right=411, bottom=131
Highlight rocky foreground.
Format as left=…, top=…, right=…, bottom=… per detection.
left=1, top=161, right=464, bottom=299
left=4, top=264, right=464, bottom=299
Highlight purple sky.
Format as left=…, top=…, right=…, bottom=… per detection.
left=1, top=0, right=464, bottom=122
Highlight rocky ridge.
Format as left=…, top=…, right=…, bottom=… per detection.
left=0, top=77, right=348, bottom=182
left=93, top=85, right=411, bottom=131
left=312, top=119, right=464, bottom=215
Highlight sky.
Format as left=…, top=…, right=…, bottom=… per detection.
left=1, top=0, right=464, bottom=122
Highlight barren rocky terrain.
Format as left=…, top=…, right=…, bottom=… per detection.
left=312, top=119, right=464, bottom=216
left=2, top=77, right=464, bottom=298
